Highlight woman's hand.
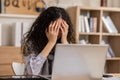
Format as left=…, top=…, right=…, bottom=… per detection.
left=46, top=21, right=60, bottom=44
left=41, top=21, right=60, bottom=57
left=60, top=20, right=69, bottom=44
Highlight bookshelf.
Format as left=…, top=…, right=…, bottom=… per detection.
left=0, top=14, right=37, bottom=18
left=0, top=14, right=37, bottom=46
left=0, top=14, right=37, bottom=75
left=107, top=57, right=120, bottom=61
left=67, top=6, right=120, bottom=76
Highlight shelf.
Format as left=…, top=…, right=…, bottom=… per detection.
left=79, top=32, right=100, bottom=35
left=0, top=46, right=21, bottom=48
left=102, top=7, right=120, bottom=12
left=78, top=6, right=120, bottom=12
left=102, top=33, right=120, bottom=36
left=79, top=6, right=101, bottom=11
left=68, top=6, right=120, bottom=74
left=107, top=57, right=120, bottom=61
left=0, top=14, right=38, bottom=19
left=105, top=73, right=120, bottom=77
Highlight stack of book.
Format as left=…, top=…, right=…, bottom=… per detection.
left=0, top=22, right=32, bottom=47
left=79, top=39, right=115, bottom=58
left=12, top=22, right=22, bottom=47
left=100, top=40, right=115, bottom=58
left=79, top=15, right=97, bottom=33
left=0, top=24, right=1, bottom=46
left=0, top=23, right=12, bottom=46
left=102, top=16, right=118, bottom=33
left=0, top=0, right=5, bottom=13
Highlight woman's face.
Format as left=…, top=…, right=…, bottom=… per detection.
left=46, top=18, right=68, bottom=39
left=56, top=18, right=69, bottom=39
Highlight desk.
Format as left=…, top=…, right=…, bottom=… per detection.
left=0, top=75, right=49, bottom=80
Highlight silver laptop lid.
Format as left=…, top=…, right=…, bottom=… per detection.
left=52, top=44, right=108, bottom=80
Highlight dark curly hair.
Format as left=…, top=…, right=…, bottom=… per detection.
left=22, top=6, right=75, bottom=56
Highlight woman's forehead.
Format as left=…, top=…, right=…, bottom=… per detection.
left=56, top=18, right=63, bottom=22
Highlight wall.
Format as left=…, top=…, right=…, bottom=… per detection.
left=44, top=0, right=120, bottom=9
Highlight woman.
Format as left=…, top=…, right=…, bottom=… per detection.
left=22, top=6, right=75, bottom=76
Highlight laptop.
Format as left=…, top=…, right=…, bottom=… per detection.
left=52, top=44, right=108, bottom=80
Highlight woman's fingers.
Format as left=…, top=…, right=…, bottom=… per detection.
left=49, top=19, right=69, bottom=35
left=63, top=20, right=68, bottom=29
left=48, top=21, right=57, bottom=33
left=61, top=21, right=66, bottom=32
left=60, top=20, right=69, bottom=36
left=60, top=25, right=64, bottom=33
left=61, top=26, right=65, bottom=33
left=51, top=20, right=61, bottom=34
left=54, top=21, right=59, bottom=33
left=48, top=20, right=60, bottom=37
left=56, top=24, right=60, bottom=33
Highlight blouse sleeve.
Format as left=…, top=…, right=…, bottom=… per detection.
left=29, top=54, right=47, bottom=75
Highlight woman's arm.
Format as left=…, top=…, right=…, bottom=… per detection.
left=41, top=21, right=60, bottom=57
left=24, top=54, right=46, bottom=75
left=29, top=54, right=47, bottom=75
left=28, top=42, right=55, bottom=75
left=25, top=21, right=60, bottom=75
left=40, top=42, right=55, bottom=57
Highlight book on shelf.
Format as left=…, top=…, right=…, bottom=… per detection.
left=79, top=39, right=87, bottom=44
left=93, top=17, right=97, bottom=32
left=100, top=40, right=115, bottom=58
left=79, top=16, right=83, bottom=32
left=88, top=18, right=93, bottom=32
left=102, top=16, right=118, bottom=33
left=79, top=15, right=85, bottom=32
left=84, top=16, right=90, bottom=32
left=106, top=16, right=118, bottom=33
left=88, top=17, right=97, bottom=32
left=0, top=23, right=1, bottom=46
left=22, top=22, right=32, bottom=37
left=12, top=22, right=22, bottom=47
left=108, top=45, right=115, bottom=57
left=0, top=22, right=32, bottom=46
left=0, top=0, right=5, bottom=13
left=79, top=15, right=97, bottom=33
left=102, top=16, right=112, bottom=33
left=0, top=23, right=12, bottom=46
left=79, top=16, right=81, bottom=32
left=79, top=39, right=92, bottom=45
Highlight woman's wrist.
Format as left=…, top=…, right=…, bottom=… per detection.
left=61, top=37, right=68, bottom=44
left=48, top=41, right=56, bottom=46
left=62, top=40, right=68, bottom=44
left=40, top=41, right=55, bottom=57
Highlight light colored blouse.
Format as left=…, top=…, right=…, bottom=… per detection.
left=24, top=53, right=47, bottom=75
